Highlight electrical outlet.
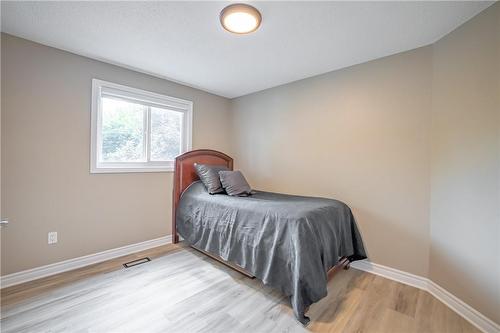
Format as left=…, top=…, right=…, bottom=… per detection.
left=48, top=231, right=58, bottom=244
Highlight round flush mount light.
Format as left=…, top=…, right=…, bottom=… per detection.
left=220, top=3, right=262, bottom=34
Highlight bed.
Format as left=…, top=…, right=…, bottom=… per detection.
left=172, top=149, right=366, bottom=324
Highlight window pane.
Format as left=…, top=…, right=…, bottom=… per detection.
left=150, top=107, right=182, bottom=161
left=100, top=97, right=146, bottom=162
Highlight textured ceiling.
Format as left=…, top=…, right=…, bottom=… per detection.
left=1, top=1, right=493, bottom=98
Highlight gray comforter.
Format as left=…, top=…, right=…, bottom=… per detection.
left=176, top=181, right=366, bottom=324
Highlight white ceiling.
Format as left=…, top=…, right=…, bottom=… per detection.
left=1, top=1, right=493, bottom=98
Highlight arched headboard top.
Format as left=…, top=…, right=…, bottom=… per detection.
left=172, top=149, right=233, bottom=243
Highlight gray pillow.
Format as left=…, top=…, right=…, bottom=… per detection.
left=194, top=163, right=229, bottom=194
left=218, top=170, right=252, bottom=196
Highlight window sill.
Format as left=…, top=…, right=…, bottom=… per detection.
left=90, top=167, right=174, bottom=174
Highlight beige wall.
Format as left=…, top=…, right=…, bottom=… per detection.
left=1, top=3, right=499, bottom=325
left=0, top=34, right=232, bottom=275
left=430, top=3, right=500, bottom=323
left=231, top=47, right=433, bottom=277
left=230, top=3, right=500, bottom=324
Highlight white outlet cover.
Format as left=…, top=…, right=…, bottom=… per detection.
left=48, top=231, right=58, bottom=244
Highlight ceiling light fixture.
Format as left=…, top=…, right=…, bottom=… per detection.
left=220, top=3, right=262, bottom=34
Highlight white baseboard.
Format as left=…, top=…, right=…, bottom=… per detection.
left=351, top=260, right=500, bottom=333
left=426, top=280, right=499, bottom=333
left=350, top=260, right=428, bottom=290
left=0, top=235, right=172, bottom=289
left=1, top=242, right=497, bottom=332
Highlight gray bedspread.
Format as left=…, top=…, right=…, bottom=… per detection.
left=176, top=181, right=366, bottom=324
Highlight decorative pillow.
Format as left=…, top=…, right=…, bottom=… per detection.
left=194, top=163, right=229, bottom=194
left=218, top=170, right=252, bottom=196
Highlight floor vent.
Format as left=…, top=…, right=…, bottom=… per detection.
left=123, top=257, right=151, bottom=268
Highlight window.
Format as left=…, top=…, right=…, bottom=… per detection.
left=91, top=79, right=192, bottom=173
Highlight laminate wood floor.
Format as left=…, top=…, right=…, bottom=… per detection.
left=1, top=243, right=479, bottom=333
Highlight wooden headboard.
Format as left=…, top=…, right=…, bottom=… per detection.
left=171, top=149, right=233, bottom=243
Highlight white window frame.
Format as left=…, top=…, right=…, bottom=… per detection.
left=90, top=79, right=192, bottom=173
